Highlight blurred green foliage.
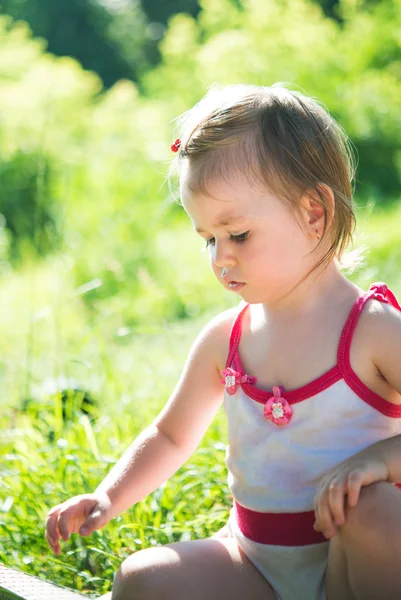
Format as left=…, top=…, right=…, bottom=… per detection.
left=0, top=0, right=151, bottom=87
left=0, top=0, right=202, bottom=89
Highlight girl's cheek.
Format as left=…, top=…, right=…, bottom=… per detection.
left=244, top=242, right=265, bottom=264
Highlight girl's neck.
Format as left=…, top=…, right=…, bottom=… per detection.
left=259, top=262, right=361, bottom=323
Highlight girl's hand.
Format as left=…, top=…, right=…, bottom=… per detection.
left=313, top=454, right=389, bottom=539
left=45, top=492, right=113, bottom=555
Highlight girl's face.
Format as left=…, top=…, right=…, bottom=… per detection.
left=181, top=168, right=325, bottom=307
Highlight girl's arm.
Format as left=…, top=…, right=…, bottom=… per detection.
left=368, top=301, right=401, bottom=483
left=313, top=300, right=401, bottom=539
left=95, top=310, right=231, bottom=519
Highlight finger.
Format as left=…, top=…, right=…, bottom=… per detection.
left=313, top=489, right=323, bottom=529
left=313, top=500, right=324, bottom=533
left=316, top=492, right=336, bottom=538
left=328, top=480, right=346, bottom=526
left=57, top=510, right=71, bottom=542
left=313, top=516, right=319, bottom=530
left=45, top=520, right=61, bottom=555
left=346, top=471, right=363, bottom=507
left=45, top=511, right=61, bottom=546
left=45, top=530, right=61, bottom=555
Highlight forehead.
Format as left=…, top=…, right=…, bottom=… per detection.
left=180, top=168, right=271, bottom=229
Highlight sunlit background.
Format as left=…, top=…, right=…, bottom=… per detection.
left=1, top=0, right=401, bottom=595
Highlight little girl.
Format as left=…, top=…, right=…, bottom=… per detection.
left=45, top=83, right=401, bottom=600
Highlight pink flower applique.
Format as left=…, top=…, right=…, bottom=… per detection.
left=221, top=367, right=257, bottom=395
left=264, top=386, right=293, bottom=426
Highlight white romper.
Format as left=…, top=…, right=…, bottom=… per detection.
left=222, top=282, right=401, bottom=600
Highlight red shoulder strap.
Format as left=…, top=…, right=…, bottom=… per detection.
left=226, top=283, right=401, bottom=379
left=337, top=282, right=401, bottom=369
left=225, top=301, right=249, bottom=369
left=368, top=282, right=401, bottom=310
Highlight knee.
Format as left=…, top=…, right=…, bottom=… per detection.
left=339, top=481, right=398, bottom=540
left=111, top=547, right=178, bottom=600
left=111, top=550, right=159, bottom=600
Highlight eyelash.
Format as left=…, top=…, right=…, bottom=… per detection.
left=204, top=231, right=250, bottom=249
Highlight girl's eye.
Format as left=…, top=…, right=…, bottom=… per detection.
left=203, top=231, right=250, bottom=250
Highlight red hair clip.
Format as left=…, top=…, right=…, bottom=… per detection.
left=171, top=138, right=181, bottom=153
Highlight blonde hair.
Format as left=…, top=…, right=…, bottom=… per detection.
left=168, top=83, right=358, bottom=275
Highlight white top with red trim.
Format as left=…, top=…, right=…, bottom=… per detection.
left=222, top=282, right=401, bottom=513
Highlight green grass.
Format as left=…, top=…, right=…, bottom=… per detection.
left=0, top=310, right=230, bottom=596
left=1, top=198, right=400, bottom=596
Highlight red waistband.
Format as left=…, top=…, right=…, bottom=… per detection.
left=235, top=484, right=401, bottom=546
left=234, top=501, right=327, bottom=546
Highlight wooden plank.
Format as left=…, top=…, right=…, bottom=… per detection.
left=0, top=564, right=95, bottom=600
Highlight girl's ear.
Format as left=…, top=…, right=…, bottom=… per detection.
left=301, top=183, right=334, bottom=236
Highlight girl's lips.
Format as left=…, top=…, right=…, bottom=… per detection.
left=228, top=281, right=245, bottom=291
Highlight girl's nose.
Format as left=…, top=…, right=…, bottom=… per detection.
left=211, top=240, right=236, bottom=268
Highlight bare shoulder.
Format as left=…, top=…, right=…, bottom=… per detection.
left=352, top=297, right=401, bottom=404
left=205, top=304, right=243, bottom=374
left=358, top=296, right=401, bottom=335
left=152, top=304, right=243, bottom=451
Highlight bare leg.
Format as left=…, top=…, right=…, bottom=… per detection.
left=109, top=537, right=277, bottom=600
left=325, top=532, right=356, bottom=600
left=96, top=527, right=230, bottom=598
left=326, top=481, right=401, bottom=600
